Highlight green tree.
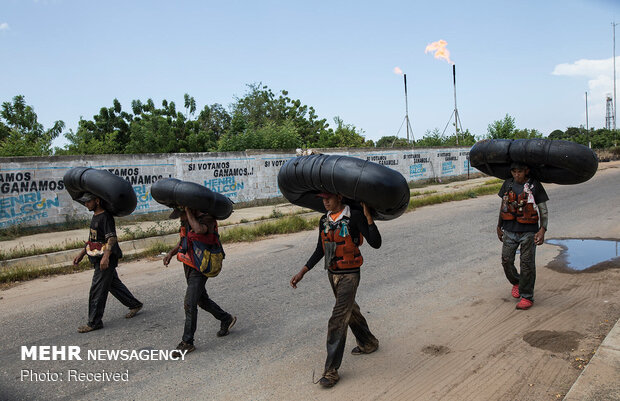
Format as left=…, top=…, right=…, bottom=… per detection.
left=416, top=129, right=445, bottom=147
left=194, top=103, right=231, bottom=149
left=229, top=83, right=330, bottom=147
left=548, top=129, right=564, bottom=139
left=218, top=120, right=302, bottom=151
left=184, top=93, right=197, bottom=119
left=512, top=128, right=542, bottom=139
left=457, top=129, right=477, bottom=146
left=549, top=126, right=615, bottom=149
left=486, top=114, right=516, bottom=139
left=60, top=98, right=133, bottom=154
left=124, top=113, right=178, bottom=154
left=0, top=95, right=64, bottom=156
left=376, top=135, right=411, bottom=148
left=315, top=117, right=370, bottom=148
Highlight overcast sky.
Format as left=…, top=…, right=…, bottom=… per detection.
left=1, top=0, right=619, bottom=148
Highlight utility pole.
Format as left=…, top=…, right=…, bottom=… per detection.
left=442, top=64, right=463, bottom=145
left=394, top=73, right=414, bottom=147
left=586, top=91, right=590, bottom=148
left=614, top=22, right=619, bottom=145
left=453, top=65, right=460, bottom=145
left=404, top=73, right=411, bottom=143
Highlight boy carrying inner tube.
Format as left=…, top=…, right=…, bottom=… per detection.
left=290, top=193, right=381, bottom=388
left=73, top=193, right=143, bottom=333
left=497, top=162, right=549, bottom=310
left=163, top=206, right=236, bottom=357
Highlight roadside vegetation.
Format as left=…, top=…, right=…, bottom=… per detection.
left=0, top=176, right=506, bottom=283
left=408, top=179, right=501, bottom=210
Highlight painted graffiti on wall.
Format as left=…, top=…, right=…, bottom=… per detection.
left=0, top=172, right=64, bottom=195
left=366, top=154, right=399, bottom=166
left=204, top=176, right=244, bottom=198
left=0, top=192, right=60, bottom=229
left=403, top=152, right=431, bottom=179
left=99, top=164, right=173, bottom=214
left=184, top=157, right=255, bottom=202
left=0, top=148, right=477, bottom=229
left=0, top=170, right=65, bottom=228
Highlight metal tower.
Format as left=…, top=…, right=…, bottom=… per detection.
left=606, top=95, right=615, bottom=130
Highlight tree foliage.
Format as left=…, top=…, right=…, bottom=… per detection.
left=314, top=117, right=372, bottom=148
left=486, top=114, right=542, bottom=140
left=55, top=84, right=371, bottom=154
left=546, top=127, right=617, bottom=149
left=375, top=136, right=411, bottom=148
left=11, top=92, right=596, bottom=157
left=58, top=94, right=226, bottom=155
left=219, top=84, right=334, bottom=150
left=0, top=95, right=64, bottom=157
left=486, top=114, right=516, bottom=139
left=412, top=128, right=477, bottom=147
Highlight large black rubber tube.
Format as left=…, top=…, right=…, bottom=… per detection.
left=150, top=178, right=233, bottom=220
left=277, top=154, right=410, bottom=220
left=469, top=139, right=598, bottom=185
left=63, top=167, right=137, bottom=217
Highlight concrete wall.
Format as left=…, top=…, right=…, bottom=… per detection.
left=0, top=147, right=476, bottom=229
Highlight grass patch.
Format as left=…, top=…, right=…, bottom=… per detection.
left=145, top=241, right=173, bottom=255
left=0, top=217, right=89, bottom=242
left=0, top=239, right=86, bottom=261
left=408, top=173, right=485, bottom=189
left=0, top=259, right=92, bottom=285
left=410, top=189, right=438, bottom=197
left=0, top=222, right=179, bottom=261
left=119, top=222, right=177, bottom=241
left=408, top=182, right=502, bottom=210
left=269, top=208, right=285, bottom=219
left=0, top=242, right=176, bottom=284
left=221, top=215, right=319, bottom=243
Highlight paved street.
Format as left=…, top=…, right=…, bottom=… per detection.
left=1, top=165, right=619, bottom=401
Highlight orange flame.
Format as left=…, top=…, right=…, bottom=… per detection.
left=393, top=67, right=404, bottom=75
left=425, top=39, right=453, bottom=64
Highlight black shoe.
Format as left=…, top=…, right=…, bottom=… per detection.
left=77, top=324, right=103, bottom=333
left=125, top=304, right=143, bottom=319
left=217, top=315, right=237, bottom=337
left=318, top=376, right=339, bottom=388
left=351, top=344, right=378, bottom=355
left=171, top=341, right=195, bottom=358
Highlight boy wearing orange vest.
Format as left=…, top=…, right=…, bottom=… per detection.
left=497, top=162, right=549, bottom=310
left=163, top=207, right=236, bottom=356
left=291, top=193, right=382, bottom=388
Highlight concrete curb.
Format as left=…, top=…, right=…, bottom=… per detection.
left=0, top=233, right=180, bottom=271
left=564, top=317, right=620, bottom=401
left=0, top=212, right=321, bottom=271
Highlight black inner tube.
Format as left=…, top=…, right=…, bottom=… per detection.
left=469, top=139, right=598, bottom=185
left=277, top=154, right=410, bottom=220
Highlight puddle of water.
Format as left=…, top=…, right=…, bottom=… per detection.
left=547, top=239, right=620, bottom=271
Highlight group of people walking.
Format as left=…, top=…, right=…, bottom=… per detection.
left=72, top=161, right=549, bottom=388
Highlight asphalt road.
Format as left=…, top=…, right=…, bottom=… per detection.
left=0, top=165, right=619, bottom=401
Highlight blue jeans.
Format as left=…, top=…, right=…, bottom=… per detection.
left=501, top=231, right=536, bottom=301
